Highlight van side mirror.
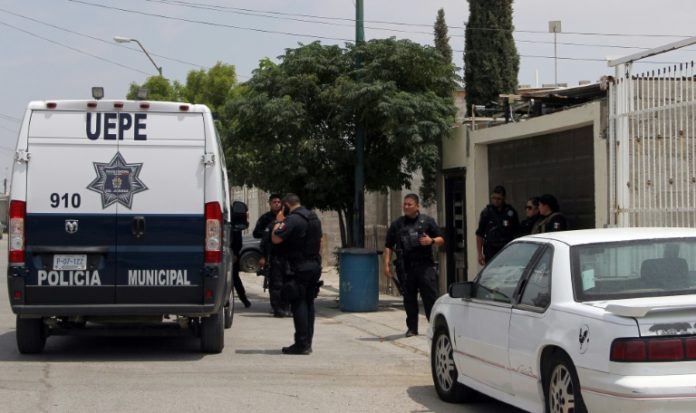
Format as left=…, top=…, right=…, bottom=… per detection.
left=231, top=201, right=248, bottom=231
left=448, top=281, right=473, bottom=299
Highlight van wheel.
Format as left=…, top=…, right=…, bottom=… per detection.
left=224, top=296, right=234, bottom=329
left=431, top=326, right=475, bottom=403
left=200, top=307, right=224, bottom=353
left=16, top=317, right=46, bottom=354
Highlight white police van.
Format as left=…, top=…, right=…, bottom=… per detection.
left=7, top=97, right=242, bottom=354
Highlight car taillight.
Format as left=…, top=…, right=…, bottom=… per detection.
left=9, top=200, right=26, bottom=266
left=611, top=337, right=695, bottom=362
left=204, top=202, right=222, bottom=264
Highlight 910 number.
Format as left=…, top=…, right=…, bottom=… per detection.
left=50, top=193, right=81, bottom=208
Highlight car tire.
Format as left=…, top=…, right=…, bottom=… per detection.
left=544, top=352, right=587, bottom=413
left=224, top=294, right=234, bottom=329
left=431, top=326, right=475, bottom=403
left=239, top=250, right=262, bottom=273
left=16, top=316, right=46, bottom=354
left=200, top=307, right=224, bottom=354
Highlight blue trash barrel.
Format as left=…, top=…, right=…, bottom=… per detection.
left=339, top=248, right=379, bottom=312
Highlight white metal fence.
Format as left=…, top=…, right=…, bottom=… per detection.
left=609, top=62, right=696, bottom=227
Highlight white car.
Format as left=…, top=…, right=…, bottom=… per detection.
left=428, top=228, right=696, bottom=413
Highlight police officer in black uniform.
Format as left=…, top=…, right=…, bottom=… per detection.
left=532, top=193, right=568, bottom=234
left=252, top=193, right=290, bottom=317
left=232, top=208, right=251, bottom=308
left=272, top=193, right=323, bottom=355
left=518, top=196, right=541, bottom=237
left=384, top=193, right=444, bottom=337
left=475, top=185, right=520, bottom=265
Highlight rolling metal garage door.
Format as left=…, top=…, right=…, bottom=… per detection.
left=487, top=126, right=595, bottom=230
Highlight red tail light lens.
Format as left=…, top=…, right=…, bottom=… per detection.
left=204, top=202, right=222, bottom=264
left=9, top=200, right=26, bottom=265
left=612, top=337, right=694, bottom=362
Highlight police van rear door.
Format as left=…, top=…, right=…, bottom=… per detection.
left=114, top=105, right=205, bottom=304
left=25, top=105, right=118, bottom=305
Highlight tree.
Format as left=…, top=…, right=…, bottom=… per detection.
left=464, top=0, right=519, bottom=112
left=226, top=39, right=457, bottom=246
left=126, top=62, right=238, bottom=132
left=434, top=8, right=453, bottom=65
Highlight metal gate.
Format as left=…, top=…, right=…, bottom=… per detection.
left=609, top=60, right=696, bottom=227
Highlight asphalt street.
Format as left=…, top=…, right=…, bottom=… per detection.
left=0, top=237, right=523, bottom=413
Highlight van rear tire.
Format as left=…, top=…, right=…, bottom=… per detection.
left=224, top=296, right=234, bottom=329
left=16, top=317, right=46, bottom=354
left=201, top=307, right=224, bottom=353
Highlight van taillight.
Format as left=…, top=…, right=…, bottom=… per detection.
left=204, top=202, right=222, bottom=264
left=9, top=200, right=26, bottom=266
left=611, top=337, right=696, bottom=362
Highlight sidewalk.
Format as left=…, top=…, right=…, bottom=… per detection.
left=239, top=266, right=431, bottom=356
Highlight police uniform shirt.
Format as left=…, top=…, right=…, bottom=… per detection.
left=385, top=213, right=443, bottom=263
left=273, top=210, right=308, bottom=262
left=543, top=213, right=568, bottom=232
left=475, top=204, right=519, bottom=247
left=254, top=211, right=277, bottom=255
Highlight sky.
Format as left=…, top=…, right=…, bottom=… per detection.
left=2, top=0, right=696, bottom=187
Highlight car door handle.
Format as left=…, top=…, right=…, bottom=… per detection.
left=131, top=216, right=145, bottom=239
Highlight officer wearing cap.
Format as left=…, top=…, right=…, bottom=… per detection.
left=532, top=194, right=568, bottom=233
left=384, top=193, right=444, bottom=338
left=475, top=185, right=520, bottom=265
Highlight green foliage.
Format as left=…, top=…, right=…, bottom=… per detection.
left=434, top=8, right=453, bottom=65
left=126, top=76, right=181, bottom=101
left=464, top=0, right=519, bottom=111
left=225, top=39, right=457, bottom=231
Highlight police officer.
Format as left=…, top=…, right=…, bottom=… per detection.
left=232, top=212, right=251, bottom=308
left=518, top=196, right=541, bottom=237
left=272, top=193, right=323, bottom=355
left=384, top=193, right=444, bottom=337
left=252, top=193, right=290, bottom=317
left=532, top=194, right=568, bottom=233
left=475, top=185, right=519, bottom=265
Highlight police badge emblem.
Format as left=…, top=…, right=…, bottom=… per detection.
left=87, top=153, right=148, bottom=209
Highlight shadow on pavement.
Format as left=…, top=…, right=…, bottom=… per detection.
left=235, top=349, right=283, bottom=355
left=407, top=385, right=526, bottom=413
left=356, top=333, right=408, bottom=342
left=0, top=331, right=207, bottom=362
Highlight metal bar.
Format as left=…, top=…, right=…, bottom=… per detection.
left=608, top=36, right=696, bottom=67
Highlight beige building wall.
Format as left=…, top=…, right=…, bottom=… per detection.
left=441, top=101, right=606, bottom=279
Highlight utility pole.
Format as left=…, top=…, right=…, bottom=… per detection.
left=548, top=21, right=561, bottom=86
left=353, top=0, right=365, bottom=247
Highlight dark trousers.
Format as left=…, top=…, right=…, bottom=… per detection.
left=290, top=283, right=316, bottom=348
left=269, top=257, right=289, bottom=312
left=403, top=262, right=438, bottom=333
left=232, top=260, right=248, bottom=302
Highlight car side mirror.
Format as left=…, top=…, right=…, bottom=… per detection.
left=449, top=281, right=473, bottom=299
left=231, top=201, right=248, bottom=231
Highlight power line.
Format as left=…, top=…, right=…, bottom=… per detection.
left=0, top=113, right=21, bottom=123
left=0, top=19, right=152, bottom=76
left=129, top=0, right=696, bottom=39
left=67, top=0, right=353, bottom=42
left=0, top=7, right=205, bottom=69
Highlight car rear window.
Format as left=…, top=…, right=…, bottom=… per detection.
left=572, top=237, right=696, bottom=300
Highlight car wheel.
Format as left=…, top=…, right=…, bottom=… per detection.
left=16, top=316, right=46, bottom=354
left=200, top=307, right=224, bottom=354
left=239, top=250, right=262, bottom=273
left=545, top=352, right=587, bottom=413
left=224, top=294, right=234, bottom=329
left=431, top=326, right=474, bottom=403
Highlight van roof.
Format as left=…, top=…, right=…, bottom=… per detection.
left=27, top=100, right=211, bottom=113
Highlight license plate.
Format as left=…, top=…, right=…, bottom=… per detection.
left=53, top=254, right=87, bottom=271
